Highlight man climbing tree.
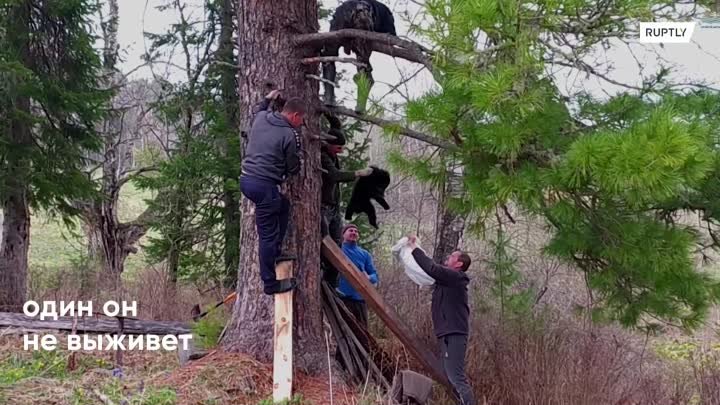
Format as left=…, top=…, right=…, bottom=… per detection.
left=220, top=1, right=326, bottom=370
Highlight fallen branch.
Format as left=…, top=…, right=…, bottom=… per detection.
left=0, top=312, right=190, bottom=335
left=321, top=105, right=457, bottom=150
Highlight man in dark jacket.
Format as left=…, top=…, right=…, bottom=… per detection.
left=320, top=113, right=372, bottom=286
left=240, top=89, right=304, bottom=295
left=407, top=235, right=475, bottom=405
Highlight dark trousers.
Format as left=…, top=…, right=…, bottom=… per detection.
left=439, top=334, right=475, bottom=405
left=321, top=204, right=342, bottom=287
left=336, top=298, right=369, bottom=369
left=240, top=176, right=290, bottom=290
left=341, top=298, right=368, bottom=330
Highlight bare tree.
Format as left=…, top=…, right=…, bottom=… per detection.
left=75, top=0, right=155, bottom=284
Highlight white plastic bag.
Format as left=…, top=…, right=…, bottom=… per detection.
left=391, top=237, right=435, bottom=286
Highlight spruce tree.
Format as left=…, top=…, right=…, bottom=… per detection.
left=0, top=0, right=109, bottom=310
left=136, top=0, right=241, bottom=287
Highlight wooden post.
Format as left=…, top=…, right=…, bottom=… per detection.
left=273, top=260, right=294, bottom=402
left=115, top=316, right=125, bottom=368
left=321, top=236, right=453, bottom=392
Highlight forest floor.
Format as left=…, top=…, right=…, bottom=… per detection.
left=0, top=333, right=358, bottom=405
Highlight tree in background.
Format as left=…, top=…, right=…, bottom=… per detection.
left=136, top=0, right=241, bottom=289
left=73, top=0, right=156, bottom=286
left=0, top=0, right=109, bottom=311
left=385, top=0, right=720, bottom=330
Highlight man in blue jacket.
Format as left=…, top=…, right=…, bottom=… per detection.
left=335, top=223, right=378, bottom=369
left=240, top=89, right=304, bottom=295
left=336, top=223, right=378, bottom=328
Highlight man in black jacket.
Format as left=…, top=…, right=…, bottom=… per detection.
left=240, top=89, right=304, bottom=295
left=320, top=113, right=372, bottom=286
left=407, top=236, right=475, bottom=405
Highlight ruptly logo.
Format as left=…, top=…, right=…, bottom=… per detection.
left=639, top=22, right=695, bottom=43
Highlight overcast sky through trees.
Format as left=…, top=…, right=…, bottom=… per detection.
left=117, top=1, right=720, bottom=113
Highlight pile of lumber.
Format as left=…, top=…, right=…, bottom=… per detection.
left=320, top=282, right=393, bottom=390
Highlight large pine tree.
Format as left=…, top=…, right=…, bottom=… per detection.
left=220, top=0, right=326, bottom=371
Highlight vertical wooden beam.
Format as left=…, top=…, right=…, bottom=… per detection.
left=321, top=236, right=452, bottom=391
left=273, top=261, right=294, bottom=402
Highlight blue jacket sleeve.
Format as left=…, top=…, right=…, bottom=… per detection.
left=365, top=252, right=378, bottom=285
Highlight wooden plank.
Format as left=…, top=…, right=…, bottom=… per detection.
left=273, top=260, right=294, bottom=403
left=321, top=291, right=360, bottom=385
left=324, top=284, right=368, bottom=381
left=332, top=291, right=396, bottom=383
left=323, top=283, right=390, bottom=391
left=0, top=312, right=190, bottom=335
left=321, top=236, right=452, bottom=391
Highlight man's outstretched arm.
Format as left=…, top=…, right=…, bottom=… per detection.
left=411, top=246, right=464, bottom=286
left=321, top=152, right=356, bottom=183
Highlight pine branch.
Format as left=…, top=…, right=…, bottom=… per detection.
left=321, top=105, right=456, bottom=150
left=305, top=74, right=338, bottom=87
left=293, top=29, right=434, bottom=71
left=301, top=56, right=368, bottom=68
left=295, top=29, right=433, bottom=54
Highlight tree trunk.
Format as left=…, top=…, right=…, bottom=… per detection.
left=433, top=159, right=466, bottom=263
left=167, top=205, right=182, bottom=283
left=81, top=0, right=149, bottom=284
left=0, top=184, right=30, bottom=312
left=0, top=2, right=32, bottom=312
left=219, top=0, right=241, bottom=288
left=222, top=0, right=325, bottom=373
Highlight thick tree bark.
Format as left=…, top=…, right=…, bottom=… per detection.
left=221, top=0, right=325, bottom=373
left=433, top=159, right=466, bottom=263
left=0, top=2, right=32, bottom=312
left=0, top=183, right=30, bottom=312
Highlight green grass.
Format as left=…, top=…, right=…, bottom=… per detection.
left=0, top=350, right=69, bottom=385
left=191, top=308, right=228, bottom=350
left=0, top=182, right=156, bottom=277
left=71, top=381, right=176, bottom=405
